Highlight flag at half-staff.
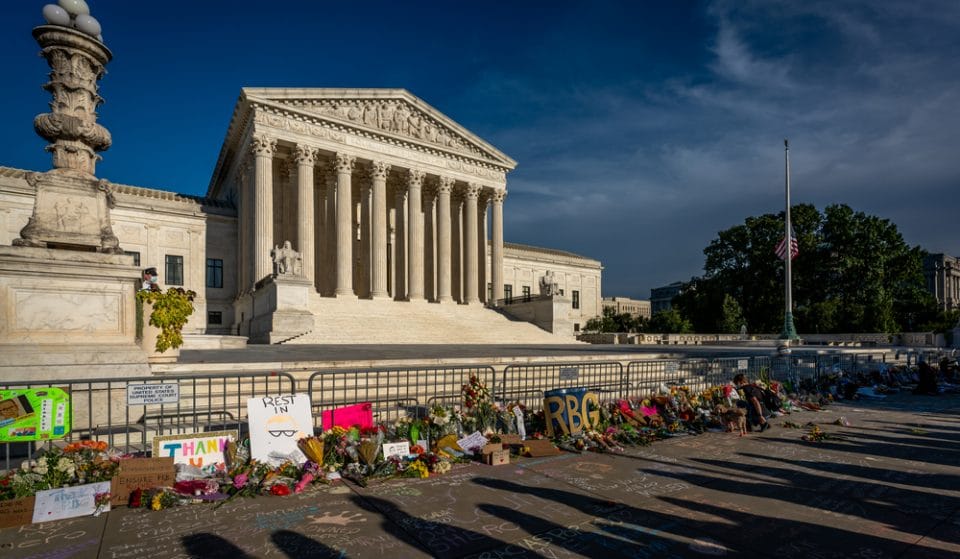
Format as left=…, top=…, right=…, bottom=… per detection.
left=775, top=225, right=799, bottom=260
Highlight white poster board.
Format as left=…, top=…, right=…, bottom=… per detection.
left=247, top=394, right=313, bottom=466
left=382, top=441, right=410, bottom=459
left=152, top=430, right=237, bottom=471
left=32, top=481, right=111, bottom=523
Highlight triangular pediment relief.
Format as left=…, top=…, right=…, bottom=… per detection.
left=243, top=88, right=516, bottom=169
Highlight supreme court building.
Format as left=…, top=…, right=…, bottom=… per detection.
left=1, top=88, right=602, bottom=344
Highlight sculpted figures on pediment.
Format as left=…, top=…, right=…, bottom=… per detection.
left=279, top=98, right=485, bottom=158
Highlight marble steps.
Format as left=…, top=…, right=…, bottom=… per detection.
left=287, top=294, right=572, bottom=344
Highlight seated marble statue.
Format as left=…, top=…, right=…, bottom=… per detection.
left=271, top=241, right=302, bottom=277
left=539, top=271, right=560, bottom=296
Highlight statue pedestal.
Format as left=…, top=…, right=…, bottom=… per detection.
left=247, top=275, right=314, bottom=344
left=497, top=295, right=574, bottom=339
left=0, top=246, right=149, bottom=381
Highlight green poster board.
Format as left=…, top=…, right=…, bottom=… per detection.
left=0, top=388, right=71, bottom=442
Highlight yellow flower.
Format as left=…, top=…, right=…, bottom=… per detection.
left=151, top=494, right=163, bottom=511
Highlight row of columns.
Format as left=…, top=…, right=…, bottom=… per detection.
left=242, top=134, right=506, bottom=305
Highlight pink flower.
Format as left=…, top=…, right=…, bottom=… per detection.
left=640, top=406, right=658, bottom=417
left=294, top=472, right=315, bottom=494
left=233, top=473, right=248, bottom=489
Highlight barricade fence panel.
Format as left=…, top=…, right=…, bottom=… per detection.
left=0, top=372, right=295, bottom=470
left=498, top=362, right=624, bottom=410
left=307, top=365, right=496, bottom=430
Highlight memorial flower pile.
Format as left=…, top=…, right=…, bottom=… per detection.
left=2, top=442, right=119, bottom=499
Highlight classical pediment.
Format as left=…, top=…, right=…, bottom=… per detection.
left=242, top=88, right=516, bottom=170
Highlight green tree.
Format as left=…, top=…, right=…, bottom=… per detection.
left=681, top=203, right=933, bottom=334
left=647, top=309, right=693, bottom=333
left=717, top=294, right=745, bottom=333
left=584, top=306, right=648, bottom=333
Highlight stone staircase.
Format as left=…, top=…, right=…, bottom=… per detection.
left=285, top=293, right=578, bottom=344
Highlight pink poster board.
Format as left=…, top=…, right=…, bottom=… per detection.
left=321, top=402, right=373, bottom=430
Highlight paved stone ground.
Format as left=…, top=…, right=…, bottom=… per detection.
left=3, top=393, right=959, bottom=558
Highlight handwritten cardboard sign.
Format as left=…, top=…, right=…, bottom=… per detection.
left=0, top=387, right=70, bottom=442
left=382, top=441, right=410, bottom=459
left=524, top=439, right=561, bottom=457
left=498, top=434, right=524, bottom=446
left=152, top=430, right=236, bottom=471
left=248, top=394, right=313, bottom=466
left=32, top=481, right=111, bottom=523
left=0, top=496, right=35, bottom=528
left=456, top=431, right=488, bottom=453
left=110, top=457, right=176, bottom=506
left=320, top=402, right=373, bottom=430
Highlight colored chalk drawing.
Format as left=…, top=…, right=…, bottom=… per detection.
left=0, top=387, right=70, bottom=442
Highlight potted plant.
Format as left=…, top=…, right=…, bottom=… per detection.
left=136, top=287, right=196, bottom=362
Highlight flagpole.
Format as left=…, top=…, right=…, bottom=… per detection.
left=781, top=139, right=798, bottom=341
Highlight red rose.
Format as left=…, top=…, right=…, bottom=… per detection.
left=129, top=488, right=143, bottom=508
left=270, top=484, right=291, bottom=496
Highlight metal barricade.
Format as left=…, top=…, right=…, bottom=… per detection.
left=0, top=372, right=296, bottom=470
left=498, top=361, right=624, bottom=409
left=307, top=365, right=496, bottom=430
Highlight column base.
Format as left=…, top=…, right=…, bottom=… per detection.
left=405, top=296, right=427, bottom=304
left=369, top=293, right=391, bottom=301
left=437, top=296, right=454, bottom=304
left=334, top=290, right=358, bottom=300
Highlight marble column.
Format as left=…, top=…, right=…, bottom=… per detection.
left=236, top=161, right=250, bottom=291
left=294, top=145, right=317, bottom=284
left=451, top=194, right=463, bottom=303
left=478, top=192, right=488, bottom=304
left=406, top=169, right=425, bottom=301
left=436, top=176, right=454, bottom=303
left=491, top=190, right=506, bottom=304
left=463, top=183, right=481, bottom=304
left=334, top=153, right=356, bottom=298
left=314, top=180, right=326, bottom=292
left=424, top=183, right=436, bottom=301
left=251, top=134, right=277, bottom=284
left=393, top=183, right=407, bottom=300
left=370, top=161, right=391, bottom=299
left=324, top=168, right=337, bottom=296
left=358, top=179, right=371, bottom=298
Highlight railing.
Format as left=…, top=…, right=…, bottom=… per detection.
left=306, top=365, right=497, bottom=430
left=498, top=361, right=624, bottom=409
left=490, top=293, right=549, bottom=307
left=0, top=372, right=295, bottom=470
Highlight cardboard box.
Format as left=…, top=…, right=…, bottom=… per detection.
left=498, top=434, right=524, bottom=446
left=481, top=443, right=504, bottom=455
left=483, top=449, right=510, bottom=466
left=0, top=496, right=35, bottom=528
left=110, top=457, right=176, bottom=506
left=524, top=439, right=561, bottom=457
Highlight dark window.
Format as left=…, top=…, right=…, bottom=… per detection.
left=522, top=285, right=531, bottom=302
left=208, top=311, right=222, bottom=325
left=572, top=290, right=580, bottom=309
left=165, top=255, right=184, bottom=286
left=574, top=323, right=580, bottom=332
left=206, top=258, right=223, bottom=288
left=124, top=251, right=140, bottom=267
left=487, top=283, right=493, bottom=302
left=504, top=284, right=513, bottom=303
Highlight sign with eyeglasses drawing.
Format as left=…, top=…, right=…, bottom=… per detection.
left=152, top=430, right=237, bottom=472
left=247, top=394, right=313, bottom=466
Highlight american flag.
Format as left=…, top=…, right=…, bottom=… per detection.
left=775, top=226, right=799, bottom=260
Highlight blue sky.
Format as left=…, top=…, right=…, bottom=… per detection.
left=1, top=1, right=958, bottom=298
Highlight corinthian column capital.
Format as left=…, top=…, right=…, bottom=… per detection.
left=294, top=144, right=318, bottom=166
left=370, top=160, right=392, bottom=180
left=250, top=134, right=277, bottom=157
left=464, top=182, right=482, bottom=199
left=491, top=189, right=507, bottom=204
left=437, top=176, right=455, bottom=195
left=407, top=168, right=425, bottom=188
left=334, top=153, right=356, bottom=173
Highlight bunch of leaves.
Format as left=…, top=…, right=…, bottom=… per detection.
left=136, top=287, right=197, bottom=352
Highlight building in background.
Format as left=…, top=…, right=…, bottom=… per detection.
left=923, top=253, right=960, bottom=312
left=602, top=296, right=651, bottom=319
left=650, top=281, right=685, bottom=314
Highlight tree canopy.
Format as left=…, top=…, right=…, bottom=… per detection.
left=672, top=203, right=938, bottom=334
